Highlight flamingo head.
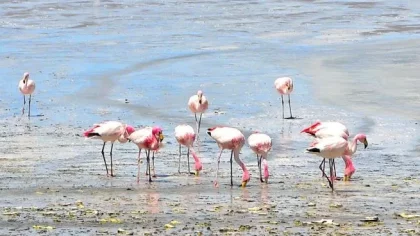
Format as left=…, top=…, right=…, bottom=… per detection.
left=152, top=126, right=164, bottom=142
left=197, top=90, right=203, bottom=104
left=300, top=121, right=321, bottom=135
left=241, top=169, right=250, bottom=188
left=355, top=133, right=368, bottom=148
left=194, top=159, right=203, bottom=176
left=124, top=125, right=135, bottom=137
left=22, top=72, right=30, bottom=82
left=343, top=156, right=356, bottom=181
left=262, top=159, right=269, bottom=183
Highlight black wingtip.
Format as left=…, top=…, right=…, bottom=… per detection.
left=207, top=131, right=211, bottom=136
left=87, top=133, right=100, bottom=137
left=306, top=147, right=321, bottom=153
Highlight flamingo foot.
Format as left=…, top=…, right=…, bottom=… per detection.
left=213, top=181, right=219, bottom=188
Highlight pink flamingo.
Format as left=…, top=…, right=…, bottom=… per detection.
left=174, top=125, right=203, bottom=175
left=305, top=136, right=348, bottom=190
left=301, top=121, right=368, bottom=181
left=127, top=126, right=164, bottom=183
left=207, top=126, right=250, bottom=187
left=83, top=121, right=135, bottom=177
left=274, top=77, right=294, bottom=119
left=301, top=121, right=349, bottom=177
left=247, top=132, right=272, bottom=183
left=188, top=90, right=209, bottom=149
left=18, top=72, right=36, bottom=117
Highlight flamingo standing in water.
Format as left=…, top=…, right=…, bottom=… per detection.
left=305, top=136, right=348, bottom=190
left=301, top=121, right=368, bottom=181
left=301, top=121, right=349, bottom=177
left=247, top=132, right=272, bottom=183
left=18, top=72, right=36, bottom=117
left=174, top=125, right=203, bottom=175
left=207, top=126, right=250, bottom=187
left=128, top=126, right=164, bottom=183
left=188, top=90, right=208, bottom=150
left=83, top=121, right=135, bottom=177
left=274, top=77, right=294, bottom=119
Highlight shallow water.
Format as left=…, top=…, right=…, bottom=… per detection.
left=0, top=0, right=419, bottom=235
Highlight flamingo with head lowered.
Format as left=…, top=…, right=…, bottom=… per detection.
left=83, top=121, right=135, bottom=177
left=305, top=136, right=348, bottom=190
left=248, top=132, right=272, bottom=183
left=302, top=121, right=368, bottom=181
left=174, top=124, right=203, bottom=176
left=128, top=126, right=164, bottom=183
left=207, top=126, right=250, bottom=188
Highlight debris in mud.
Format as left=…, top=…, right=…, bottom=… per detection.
left=164, top=220, right=181, bottom=229
left=32, top=225, right=54, bottom=231
left=396, top=212, right=420, bottom=219
left=3, top=211, right=20, bottom=216
left=400, top=229, right=417, bottom=234
left=329, top=203, right=343, bottom=208
left=99, top=217, right=122, bottom=224
left=239, top=225, right=252, bottom=231
left=360, top=216, right=379, bottom=222
left=75, top=200, right=84, bottom=209
left=307, top=202, right=316, bottom=207
left=309, top=219, right=340, bottom=226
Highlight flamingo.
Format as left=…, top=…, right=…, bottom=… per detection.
left=207, top=126, right=250, bottom=187
left=274, top=77, right=294, bottom=119
left=247, top=132, right=272, bottom=183
left=301, top=121, right=368, bottom=181
left=301, top=121, right=349, bottom=177
left=83, top=121, right=135, bottom=177
left=188, top=90, right=209, bottom=149
left=305, top=136, right=348, bottom=190
left=128, top=126, right=164, bottom=183
left=18, top=72, right=36, bottom=117
left=174, top=125, right=203, bottom=175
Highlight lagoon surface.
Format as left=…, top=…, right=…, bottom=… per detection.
left=0, top=0, right=419, bottom=235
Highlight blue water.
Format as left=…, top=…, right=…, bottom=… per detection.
left=0, top=0, right=418, bottom=178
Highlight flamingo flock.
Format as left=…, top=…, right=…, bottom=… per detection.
left=19, top=73, right=369, bottom=191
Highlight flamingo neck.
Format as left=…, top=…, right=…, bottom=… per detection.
left=348, top=136, right=359, bottom=155
left=191, top=149, right=202, bottom=171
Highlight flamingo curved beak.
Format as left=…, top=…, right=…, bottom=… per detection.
left=159, top=133, right=164, bottom=142
left=241, top=180, right=248, bottom=188
left=194, top=170, right=200, bottom=176
left=363, top=139, right=368, bottom=149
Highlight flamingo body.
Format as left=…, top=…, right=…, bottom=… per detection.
left=188, top=90, right=209, bottom=152
left=274, top=77, right=294, bottom=118
left=306, top=136, right=348, bottom=190
left=207, top=126, right=250, bottom=187
left=128, top=126, right=164, bottom=182
left=84, top=121, right=135, bottom=176
left=274, top=77, right=293, bottom=95
left=18, top=72, right=36, bottom=117
left=188, top=90, right=209, bottom=113
left=248, top=132, right=272, bottom=183
left=175, top=125, right=202, bottom=175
